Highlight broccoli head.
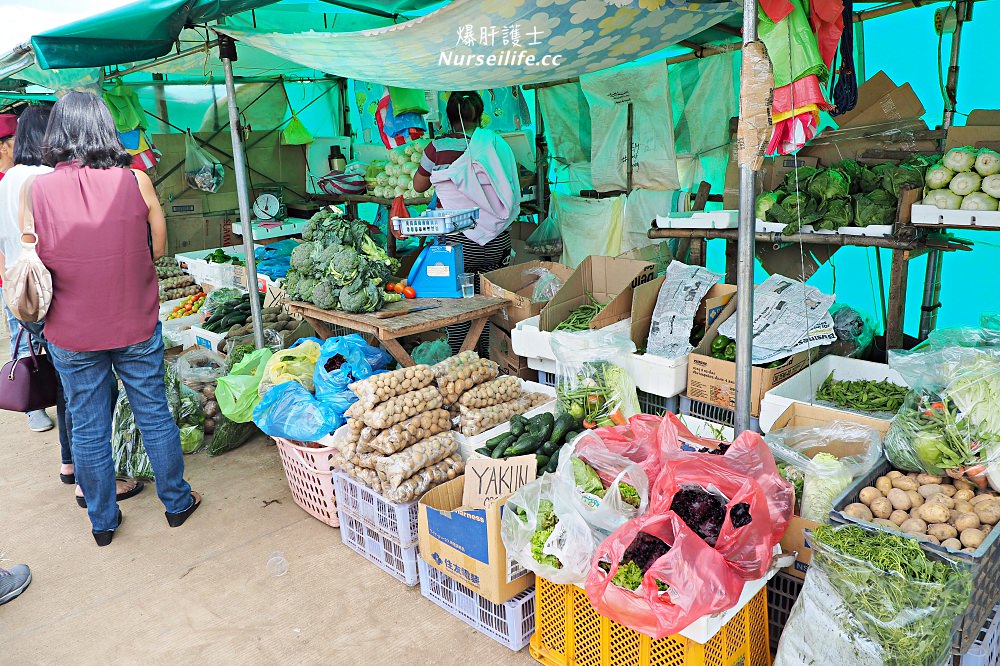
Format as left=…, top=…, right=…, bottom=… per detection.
left=329, top=247, right=362, bottom=285
left=338, top=277, right=382, bottom=313
left=530, top=526, right=562, bottom=569
left=312, top=279, right=340, bottom=310
left=290, top=243, right=314, bottom=273
left=283, top=269, right=302, bottom=299
left=296, top=277, right=319, bottom=303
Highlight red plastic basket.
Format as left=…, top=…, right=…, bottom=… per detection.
left=272, top=437, right=339, bottom=528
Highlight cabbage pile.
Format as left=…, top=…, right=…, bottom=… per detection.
left=283, top=209, right=400, bottom=313
left=755, top=156, right=929, bottom=233
left=921, top=146, right=1000, bottom=211
left=366, top=140, right=435, bottom=200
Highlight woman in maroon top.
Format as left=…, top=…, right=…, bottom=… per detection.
left=31, top=92, right=201, bottom=546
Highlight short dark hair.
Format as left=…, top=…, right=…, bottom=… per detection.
left=13, top=105, right=52, bottom=167
left=43, top=91, right=132, bottom=169
left=445, top=91, right=484, bottom=133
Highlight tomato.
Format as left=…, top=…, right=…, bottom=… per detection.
left=403, top=286, right=416, bottom=299
left=385, top=282, right=396, bottom=293
left=393, top=283, right=406, bottom=294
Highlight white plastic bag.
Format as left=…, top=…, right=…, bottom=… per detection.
left=580, top=61, right=680, bottom=192
left=553, top=431, right=650, bottom=532
left=523, top=267, right=563, bottom=303
left=184, top=132, right=225, bottom=193
left=552, top=192, right=624, bottom=268
left=501, top=474, right=602, bottom=586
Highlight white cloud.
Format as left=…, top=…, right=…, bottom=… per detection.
left=0, top=1, right=134, bottom=53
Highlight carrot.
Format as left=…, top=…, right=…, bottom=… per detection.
left=582, top=419, right=596, bottom=429
left=609, top=409, right=627, bottom=426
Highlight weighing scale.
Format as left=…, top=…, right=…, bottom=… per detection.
left=252, top=186, right=288, bottom=224
left=392, top=208, right=479, bottom=298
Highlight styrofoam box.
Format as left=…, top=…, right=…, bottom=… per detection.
left=837, top=224, right=894, bottom=237
left=511, top=315, right=553, bottom=362
left=678, top=560, right=779, bottom=644
left=756, top=219, right=813, bottom=234
left=175, top=244, right=260, bottom=288
left=911, top=204, right=1000, bottom=229
left=654, top=211, right=737, bottom=230
left=184, top=325, right=226, bottom=353
left=455, top=381, right=556, bottom=460
left=758, top=355, right=907, bottom=433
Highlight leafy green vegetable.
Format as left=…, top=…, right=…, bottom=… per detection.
left=226, top=344, right=257, bottom=371
left=853, top=189, right=897, bottom=227
left=818, top=197, right=853, bottom=229
left=572, top=458, right=605, bottom=495
left=782, top=165, right=820, bottom=190
left=809, top=524, right=972, bottom=666
left=179, top=424, right=204, bottom=454
left=882, top=164, right=924, bottom=197
left=618, top=483, right=640, bottom=509
left=833, top=159, right=865, bottom=194
left=755, top=192, right=781, bottom=220
left=807, top=168, right=851, bottom=203
left=777, top=463, right=804, bottom=508
left=858, top=166, right=882, bottom=193
left=529, top=500, right=561, bottom=568
left=612, top=561, right=645, bottom=591
left=800, top=453, right=852, bottom=522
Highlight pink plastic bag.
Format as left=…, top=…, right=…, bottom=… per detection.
left=656, top=413, right=794, bottom=543
left=585, top=511, right=746, bottom=639
left=589, top=414, right=665, bottom=481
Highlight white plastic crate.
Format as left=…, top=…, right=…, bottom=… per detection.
left=757, top=355, right=907, bottom=433
left=911, top=204, right=1000, bottom=230
left=392, top=208, right=479, bottom=236
left=680, top=394, right=759, bottom=434
left=332, top=472, right=420, bottom=548
left=339, top=513, right=420, bottom=586
left=418, top=559, right=535, bottom=651
left=959, top=606, right=1000, bottom=666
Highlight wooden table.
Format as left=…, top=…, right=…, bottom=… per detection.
left=286, top=296, right=509, bottom=366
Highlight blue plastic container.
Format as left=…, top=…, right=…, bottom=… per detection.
left=406, top=242, right=465, bottom=298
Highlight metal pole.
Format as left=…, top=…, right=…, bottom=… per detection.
left=919, top=0, right=968, bottom=339
left=534, top=91, right=548, bottom=223
left=734, top=0, right=758, bottom=434
left=220, top=37, right=265, bottom=349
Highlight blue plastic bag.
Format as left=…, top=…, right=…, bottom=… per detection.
left=315, top=335, right=374, bottom=398
left=253, top=382, right=340, bottom=442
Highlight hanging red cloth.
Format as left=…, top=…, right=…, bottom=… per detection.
left=808, top=0, right=845, bottom=68
left=759, top=0, right=795, bottom=24
left=768, top=75, right=834, bottom=156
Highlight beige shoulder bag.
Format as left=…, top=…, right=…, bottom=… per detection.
left=3, top=175, right=53, bottom=323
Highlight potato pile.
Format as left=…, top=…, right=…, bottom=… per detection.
left=843, top=470, right=999, bottom=552
left=459, top=393, right=552, bottom=436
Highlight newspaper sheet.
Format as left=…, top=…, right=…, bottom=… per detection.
left=718, top=274, right=837, bottom=364
left=647, top=263, right=723, bottom=360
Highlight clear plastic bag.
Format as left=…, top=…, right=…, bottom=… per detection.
left=184, top=132, right=225, bottom=193
left=764, top=420, right=883, bottom=521
left=342, top=462, right=383, bottom=492
left=551, top=330, right=640, bottom=427
left=584, top=511, right=747, bottom=639
left=458, top=392, right=551, bottom=436
left=553, top=431, right=650, bottom=532
left=258, top=340, right=321, bottom=397
left=200, top=288, right=243, bottom=322
left=436, top=357, right=499, bottom=405
left=216, top=349, right=273, bottom=423
left=382, top=454, right=464, bottom=503
left=178, top=348, right=226, bottom=390
left=348, top=364, right=435, bottom=410
left=362, top=386, right=444, bottom=430
left=775, top=524, right=972, bottom=666
left=524, top=267, right=564, bottom=303
left=830, top=303, right=876, bottom=358
left=368, top=408, right=453, bottom=455
left=376, top=432, right=459, bottom=491
left=411, top=339, right=452, bottom=367
left=501, top=473, right=602, bottom=585
left=525, top=216, right=562, bottom=256
left=458, top=375, right=523, bottom=409
left=112, top=363, right=183, bottom=478
left=431, top=350, right=479, bottom=377
left=252, top=381, right=341, bottom=442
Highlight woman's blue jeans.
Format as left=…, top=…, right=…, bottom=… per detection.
left=48, top=322, right=192, bottom=532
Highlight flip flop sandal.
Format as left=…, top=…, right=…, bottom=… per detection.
left=76, top=479, right=145, bottom=509
left=165, top=492, right=202, bottom=528
left=60, top=472, right=76, bottom=485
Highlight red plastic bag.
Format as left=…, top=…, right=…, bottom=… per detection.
left=389, top=195, right=410, bottom=240
left=589, top=414, right=665, bottom=481
left=585, top=511, right=746, bottom=639
left=656, top=412, right=794, bottom=542
left=652, top=463, right=776, bottom=580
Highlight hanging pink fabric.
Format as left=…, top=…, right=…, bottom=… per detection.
left=767, top=112, right=820, bottom=156
left=768, top=75, right=832, bottom=155
left=809, top=0, right=846, bottom=69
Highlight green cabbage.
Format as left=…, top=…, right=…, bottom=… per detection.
left=572, top=457, right=605, bottom=495
left=880, top=164, right=924, bottom=198
left=833, top=159, right=865, bottom=194
left=800, top=452, right=852, bottom=522
left=854, top=190, right=897, bottom=227
left=782, top=165, right=821, bottom=191
left=755, top=192, right=781, bottom=220
left=819, top=198, right=854, bottom=229
left=807, top=168, right=851, bottom=203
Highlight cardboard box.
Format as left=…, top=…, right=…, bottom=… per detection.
left=723, top=154, right=819, bottom=209
left=538, top=255, right=655, bottom=332
left=616, top=242, right=673, bottom=276
left=490, top=326, right=538, bottom=381
left=629, top=278, right=736, bottom=350
left=686, top=298, right=818, bottom=418
left=946, top=109, right=1000, bottom=151
left=166, top=213, right=236, bottom=257
left=481, top=261, right=575, bottom=331
left=770, top=403, right=885, bottom=579
left=418, top=476, right=534, bottom=605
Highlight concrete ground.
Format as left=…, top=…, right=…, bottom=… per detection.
left=0, top=328, right=534, bottom=665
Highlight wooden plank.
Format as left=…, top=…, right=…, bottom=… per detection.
left=459, top=317, right=488, bottom=353
left=885, top=249, right=910, bottom=349
left=381, top=337, right=417, bottom=367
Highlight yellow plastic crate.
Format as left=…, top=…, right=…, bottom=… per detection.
left=530, top=578, right=771, bottom=666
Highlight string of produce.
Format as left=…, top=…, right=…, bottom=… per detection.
left=816, top=372, right=907, bottom=412
left=555, top=294, right=606, bottom=331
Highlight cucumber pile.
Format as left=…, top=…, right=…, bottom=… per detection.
left=475, top=412, right=581, bottom=475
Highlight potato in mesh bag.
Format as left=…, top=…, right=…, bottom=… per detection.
left=458, top=375, right=523, bottom=409
left=382, top=454, right=465, bottom=503
left=369, top=408, right=452, bottom=455
left=363, top=386, right=444, bottom=430
left=349, top=365, right=436, bottom=409
left=342, top=463, right=382, bottom=492
left=376, top=432, right=459, bottom=491
left=437, top=358, right=500, bottom=405
left=459, top=392, right=552, bottom=436
left=431, top=350, right=479, bottom=377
